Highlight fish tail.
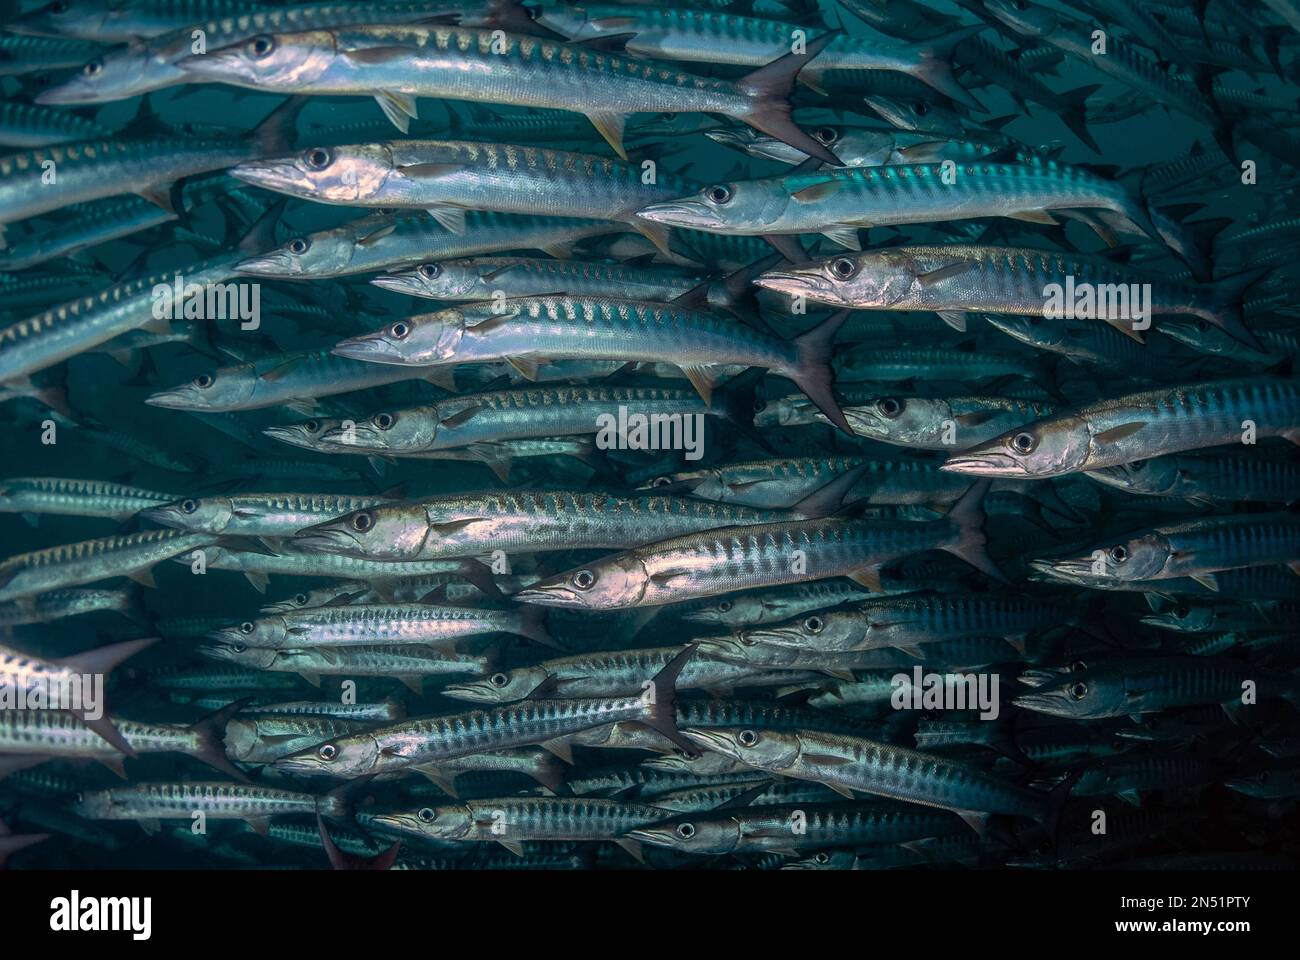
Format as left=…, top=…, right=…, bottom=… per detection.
left=317, top=814, right=401, bottom=870
left=738, top=32, right=842, bottom=165
left=907, top=25, right=985, bottom=111
left=517, top=605, right=559, bottom=650
left=941, top=480, right=1009, bottom=584
left=187, top=697, right=253, bottom=782
left=791, top=310, right=852, bottom=435
left=1058, top=83, right=1102, bottom=154
left=1206, top=268, right=1269, bottom=350
left=54, top=636, right=161, bottom=758
left=712, top=366, right=774, bottom=452
left=641, top=643, right=699, bottom=756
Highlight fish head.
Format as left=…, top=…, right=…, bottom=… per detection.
left=644, top=750, right=745, bottom=775
left=372, top=261, right=483, bottom=300
left=140, top=496, right=235, bottom=533
left=328, top=407, right=436, bottom=453
left=237, top=226, right=355, bottom=278
left=366, top=805, right=473, bottom=842
left=275, top=732, right=382, bottom=778
left=221, top=718, right=262, bottom=762
left=144, top=365, right=256, bottom=411
left=745, top=610, right=859, bottom=650
left=681, top=594, right=762, bottom=626
left=1138, top=602, right=1210, bottom=632
left=626, top=816, right=743, bottom=855
left=294, top=503, right=430, bottom=560
left=941, top=416, right=1090, bottom=478
left=637, top=180, right=782, bottom=231
left=195, top=640, right=281, bottom=670
left=71, top=789, right=122, bottom=819
left=844, top=395, right=948, bottom=445
left=207, top=615, right=289, bottom=649
left=7, top=0, right=103, bottom=37
left=512, top=555, right=650, bottom=610
left=755, top=250, right=916, bottom=308
left=234, top=143, right=394, bottom=203
left=1083, top=457, right=1179, bottom=496
left=178, top=31, right=337, bottom=88
left=441, top=666, right=549, bottom=704
left=981, top=0, right=1060, bottom=39
left=862, top=95, right=962, bottom=136
left=263, top=416, right=347, bottom=451
left=262, top=584, right=358, bottom=614
left=983, top=313, right=1070, bottom=350
left=36, top=44, right=150, bottom=104
left=693, top=631, right=762, bottom=665
left=1011, top=670, right=1127, bottom=720
left=1089, top=532, right=1172, bottom=582
left=682, top=726, right=803, bottom=773
left=333, top=310, right=462, bottom=365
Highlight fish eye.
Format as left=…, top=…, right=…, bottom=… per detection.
left=489, top=672, right=509, bottom=687
left=914, top=102, right=930, bottom=116
left=676, top=822, right=696, bottom=839
left=239, top=621, right=254, bottom=634
left=814, top=852, right=830, bottom=864
left=249, top=35, right=276, bottom=58
left=814, top=126, right=839, bottom=144
left=1109, top=544, right=1128, bottom=563
left=718, top=600, right=733, bottom=612
left=305, top=419, right=321, bottom=433
left=389, top=321, right=410, bottom=340
left=373, top=412, right=395, bottom=430
left=830, top=257, right=858, bottom=279
left=572, top=569, right=596, bottom=590
left=352, top=512, right=373, bottom=532
left=294, top=593, right=309, bottom=605
left=1010, top=431, right=1036, bottom=454
left=304, top=147, right=332, bottom=169
left=737, top=729, right=759, bottom=747
left=82, top=59, right=102, bottom=76
left=804, top=615, right=824, bottom=634
left=418, top=807, right=436, bottom=822
left=650, top=476, right=671, bottom=488
left=232, top=643, right=246, bottom=653
left=181, top=498, right=198, bottom=513
left=1068, top=681, right=1088, bottom=700
left=288, top=238, right=310, bottom=255
left=753, top=398, right=766, bottom=413
left=1172, top=604, right=1188, bottom=618
left=707, top=184, right=732, bottom=204
left=877, top=396, right=903, bottom=418
left=418, top=263, right=441, bottom=280
left=318, top=743, right=338, bottom=760
left=194, top=373, right=214, bottom=388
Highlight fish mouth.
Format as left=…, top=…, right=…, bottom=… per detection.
left=292, top=527, right=363, bottom=555
left=332, top=335, right=406, bottom=363
left=261, top=425, right=316, bottom=449
left=176, top=50, right=252, bottom=83
left=144, top=388, right=199, bottom=410
left=940, top=452, right=1026, bottom=477
left=370, top=276, right=420, bottom=295
left=635, top=200, right=725, bottom=230
left=235, top=253, right=295, bottom=277
left=195, top=643, right=234, bottom=661
left=751, top=270, right=821, bottom=298
left=1028, top=557, right=1099, bottom=580
left=231, top=159, right=316, bottom=196
left=680, top=728, right=739, bottom=757
left=511, top=586, right=583, bottom=608
left=438, top=682, right=494, bottom=703
left=1009, top=692, right=1068, bottom=714
left=137, top=506, right=182, bottom=527
left=272, top=752, right=328, bottom=774
left=623, top=827, right=676, bottom=848
left=34, top=79, right=98, bottom=105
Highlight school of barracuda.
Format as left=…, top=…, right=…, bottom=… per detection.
left=0, top=0, right=1298, bottom=871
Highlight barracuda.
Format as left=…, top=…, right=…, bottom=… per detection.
left=206, top=602, right=552, bottom=650
left=333, top=295, right=850, bottom=432
left=222, top=714, right=371, bottom=764
left=197, top=641, right=496, bottom=692
left=1012, top=656, right=1300, bottom=719
left=834, top=394, right=1057, bottom=450
left=235, top=209, right=627, bottom=279
left=682, top=726, right=1069, bottom=832
left=175, top=25, right=842, bottom=163
left=232, top=140, right=701, bottom=255
left=144, top=348, right=448, bottom=413
left=293, top=469, right=862, bottom=562
left=0, top=101, right=112, bottom=148
left=512, top=480, right=1005, bottom=610
left=36, top=1, right=470, bottom=104
left=141, top=492, right=395, bottom=537
left=0, top=196, right=178, bottom=271
left=74, top=780, right=352, bottom=834
left=0, top=97, right=299, bottom=227
left=1085, top=454, right=1300, bottom=505
left=942, top=379, right=1300, bottom=478
left=0, top=701, right=244, bottom=779
left=1032, top=512, right=1300, bottom=585
left=407, top=747, right=567, bottom=796
left=258, top=574, right=536, bottom=614
left=754, top=245, right=1263, bottom=345
left=0, top=587, right=141, bottom=628
left=637, top=159, right=1159, bottom=254
left=0, top=529, right=215, bottom=603
left=201, top=697, right=405, bottom=722
left=441, top=644, right=823, bottom=703
left=0, top=34, right=103, bottom=76
left=270, top=644, right=699, bottom=778
left=0, top=477, right=175, bottom=521
left=628, top=800, right=966, bottom=855
left=11, top=0, right=268, bottom=41
left=370, top=796, right=671, bottom=859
